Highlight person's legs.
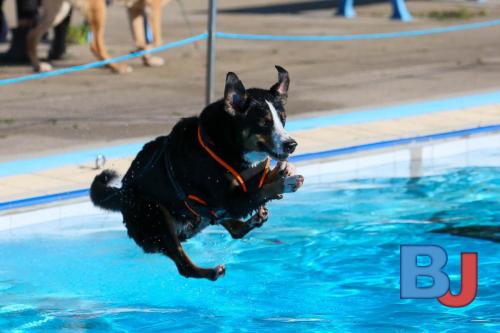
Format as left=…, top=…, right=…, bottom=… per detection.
left=0, top=0, right=8, bottom=43
left=0, top=0, right=38, bottom=63
left=48, top=7, right=72, bottom=60
left=16, top=0, right=38, bottom=28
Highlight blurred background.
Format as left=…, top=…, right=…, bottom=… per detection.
left=1, top=0, right=499, bottom=159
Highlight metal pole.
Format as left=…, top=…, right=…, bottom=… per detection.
left=206, top=0, right=217, bottom=105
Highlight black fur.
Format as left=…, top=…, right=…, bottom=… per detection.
left=89, top=67, right=303, bottom=280
left=90, top=169, right=121, bottom=212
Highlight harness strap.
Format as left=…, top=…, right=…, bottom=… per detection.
left=185, top=194, right=217, bottom=225
left=163, top=136, right=187, bottom=201
left=197, top=126, right=248, bottom=193
left=188, top=194, right=208, bottom=205
left=184, top=201, right=200, bottom=220
left=258, top=157, right=270, bottom=189
left=178, top=126, right=271, bottom=224
left=163, top=136, right=217, bottom=225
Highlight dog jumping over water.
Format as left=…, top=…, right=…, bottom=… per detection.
left=90, top=66, right=304, bottom=281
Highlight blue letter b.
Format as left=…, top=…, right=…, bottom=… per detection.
left=400, top=245, right=450, bottom=298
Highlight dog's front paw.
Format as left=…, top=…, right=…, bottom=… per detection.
left=261, top=165, right=303, bottom=200
left=109, top=62, right=133, bottom=74
left=250, top=206, right=269, bottom=228
left=281, top=162, right=296, bottom=177
left=266, top=161, right=297, bottom=184
left=34, top=62, right=53, bottom=73
left=143, top=55, right=165, bottom=67
left=283, top=175, right=304, bottom=193
left=210, top=264, right=226, bottom=281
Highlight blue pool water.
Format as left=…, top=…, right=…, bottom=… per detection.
left=0, top=164, right=499, bottom=331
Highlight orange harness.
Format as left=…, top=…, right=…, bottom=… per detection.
left=183, top=126, right=270, bottom=223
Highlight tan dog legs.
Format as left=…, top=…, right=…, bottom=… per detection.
left=28, top=0, right=132, bottom=73
left=26, top=0, right=64, bottom=72
left=128, top=0, right=165, bottom=67
left=87, top=0, right=132, bottom=73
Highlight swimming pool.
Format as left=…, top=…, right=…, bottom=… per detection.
left=0, top=142, right=499, bottom=332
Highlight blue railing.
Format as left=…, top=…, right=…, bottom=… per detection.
left=1, top=19, right=500, bottom=86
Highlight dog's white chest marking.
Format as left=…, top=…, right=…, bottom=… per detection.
left=266, top=100, right=291, bottom=154
left=244, top=151, right=268, bottom=166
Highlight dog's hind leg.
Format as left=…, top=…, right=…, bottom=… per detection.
left=27, top=0, right=64, bottom=72
left=127, top=1, right=164, bottom=67
left=87, top=0, right=132, bottom=74
left=221, top=206, right=269, bottom=239
left=158, top=205, right=225, bottom=281
left=148, top=0, right=164, bottom=48
left=127, top=2, right=147, bottom=50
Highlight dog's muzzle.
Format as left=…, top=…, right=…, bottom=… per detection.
left=283, top=138, right=298, bottom=154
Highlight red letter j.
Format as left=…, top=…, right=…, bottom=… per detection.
left=438, top=252, right=478, bottom=307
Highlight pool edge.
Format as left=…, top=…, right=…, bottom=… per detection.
left=2, top=124, right=500, bottom=213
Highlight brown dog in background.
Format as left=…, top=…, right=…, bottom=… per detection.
left=27, top=0, right=169, bottom=73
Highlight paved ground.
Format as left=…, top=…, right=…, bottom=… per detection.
left=1, top=0, right=500, bottom=160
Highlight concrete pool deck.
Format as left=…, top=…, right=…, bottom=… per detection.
left=1, top=92, right=500, bottom=207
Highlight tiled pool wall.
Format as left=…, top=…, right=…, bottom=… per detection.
left=1, top=130, right=499, bottom=232
left=299, top=132, right=500, bottom=185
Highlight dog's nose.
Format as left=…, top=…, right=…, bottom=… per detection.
left=284, top=139, right=297, bottom=154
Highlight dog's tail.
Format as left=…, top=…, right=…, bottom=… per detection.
left=90, top=169, right=122, bottom=212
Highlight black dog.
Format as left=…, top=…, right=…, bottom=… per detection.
left=90, top=66, right=304, bottom=281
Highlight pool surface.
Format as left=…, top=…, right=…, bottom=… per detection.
left=1, top=149, right=499, bottom=332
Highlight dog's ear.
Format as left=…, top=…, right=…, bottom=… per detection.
left=224, top=72, right=247, bottom=115
left=270, top=65, right=290, bottom=103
